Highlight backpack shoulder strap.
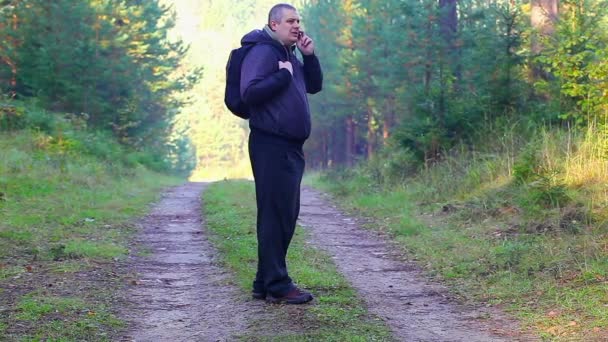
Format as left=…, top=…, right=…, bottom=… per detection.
left=250, top=41, right=288, bottom=61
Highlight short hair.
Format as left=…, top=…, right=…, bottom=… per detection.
left=268, top=3, right=296, bottom=25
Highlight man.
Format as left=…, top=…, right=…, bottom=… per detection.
left=240, top=3, right=323, bottom=304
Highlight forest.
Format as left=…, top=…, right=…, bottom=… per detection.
left=0, top=0, right=200, bottom=174
left=1, top=0, right=608, bottom=340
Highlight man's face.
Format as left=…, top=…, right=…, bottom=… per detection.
left=270, top=8, right=301, bottom=45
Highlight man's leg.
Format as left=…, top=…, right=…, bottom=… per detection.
left=258, top=147, right=301, bottom=296
left=249, top=133, right=266, bottom=296
left=263, top=145, right=313, bottom=304
left=249, top=133, right=305, bottom=297
left=253, top=205, right=266, bottom=296
left=281, top=147, right=305, bottom=258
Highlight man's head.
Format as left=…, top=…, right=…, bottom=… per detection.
left=268, top=3, right=301, bottom=45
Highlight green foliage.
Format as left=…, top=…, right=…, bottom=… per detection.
left=16, top=296, right=86, bottom=321
left=47, top=240, right=127, bottom=260
left=518, top=173, right=571, bottom=210
left=0, top=116, right=180, bottom=340
left=513, top=141, right=571, bottom=209
left=0, top=99, right=196, bottom=172
left=0, top=100, right=26, bottom=130
left=301, top=1, right=608, bottom=338
left=536, top=0, right=608, bottom=125
left=13, top=293, right=123, bottom=340
left=492, top=240, right=532, bottom=271
left=360, top=145, right=420, bottom=186
left=303, top=0, right=532, bottom=165
left=513, top=145, right=541, bottom=184
left=0, top=126, right=181, bottom=262
left=0, top=0, right=200, bottom=174
left=309, top=147, right=608, bottom=340
left=300, top=0, right=608, bottom=172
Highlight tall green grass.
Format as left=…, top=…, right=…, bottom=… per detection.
left=308, top=121, right=608, bottom=341
left=0, top=100, right=182, bottom=340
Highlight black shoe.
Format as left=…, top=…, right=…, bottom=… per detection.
left=266, top=287, right=314, bottom=305
left=252, top=290, right=266, bottom=300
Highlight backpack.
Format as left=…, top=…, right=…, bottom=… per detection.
left=224, top=44, right=256, bottom=119
left=224, top=42, right=283, bottom=119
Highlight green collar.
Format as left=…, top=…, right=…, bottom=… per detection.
left=263, top=25, right=281, bottom=43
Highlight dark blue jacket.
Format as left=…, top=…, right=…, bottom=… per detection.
left=240, top=29, right=323, bottom=142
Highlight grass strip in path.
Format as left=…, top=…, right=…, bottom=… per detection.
left=203, top=180, right=392, bottom=341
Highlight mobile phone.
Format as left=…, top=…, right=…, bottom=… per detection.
left=298, top=31, right=303, bottom=40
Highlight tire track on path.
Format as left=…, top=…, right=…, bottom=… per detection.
left=299, top=187, right=535, bottom=342
left=120, top=182, right=263, bottom=342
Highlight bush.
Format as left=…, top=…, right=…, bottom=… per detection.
left=0, top=99, right=193, bottom=175
left=513, top=145, right=540, bottom=184
left=362, top=146, right=419, bottom=187
left=512, top=134, right=571, bottom=209
left=0, top=101, right=27, bottom=130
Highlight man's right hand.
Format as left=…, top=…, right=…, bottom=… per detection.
left=279, top=61, right=293, bottom=76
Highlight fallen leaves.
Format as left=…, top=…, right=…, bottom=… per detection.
left=542, top=310, right=584, bottom=337
left=545, top=325, right=565, bottom=336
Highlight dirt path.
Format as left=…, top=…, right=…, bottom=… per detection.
left=299, top=187, right=534, bottom=342
left=117, top=181, right=532, bottom=341
left=120, top=182, right=262, bottom=342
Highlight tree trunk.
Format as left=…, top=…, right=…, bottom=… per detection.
left=382, top=102, right=394, bottom=146
left=322, top=129, right=329, bottom=168
left=367, top=106, right=375, bottom=159
left=330, top=126, right=341, bottom=167
left=438, top=0, right=459, bottom=119
left=531, top=0, right=559, bottom=54
left=424, top=3, right=433, bottom=97
left=6, top=12, right=19, bottom=97
left=439, top=0, right=458, bottom=49
left=345, top=115, right=355, bottom=166
left=531, top=0, right=559, bottom=81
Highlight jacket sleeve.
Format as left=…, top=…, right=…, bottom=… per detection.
left=302, top=53, right=323, bottom=94
left=240, top=45, right=292, bottom=106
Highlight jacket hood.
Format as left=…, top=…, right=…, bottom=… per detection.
left=241, top=28, right=274, bottom=46
left=241, top=27, right=297, bottom=53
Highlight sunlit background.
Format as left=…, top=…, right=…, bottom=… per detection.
left=168, top=0, right=305, bottom=181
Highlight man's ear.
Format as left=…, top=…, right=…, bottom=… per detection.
left=269, top=21, right=278, bottom=31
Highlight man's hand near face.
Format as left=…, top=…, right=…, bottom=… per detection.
left=297, top=32, right=315, bottom=56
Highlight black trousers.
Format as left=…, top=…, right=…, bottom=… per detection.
left=249, top=128, right=305, bottom=297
